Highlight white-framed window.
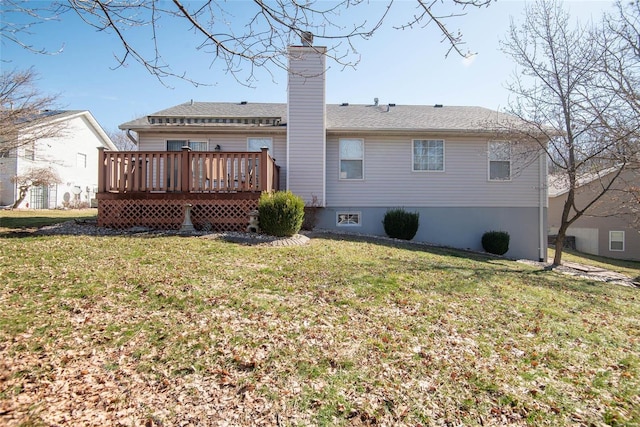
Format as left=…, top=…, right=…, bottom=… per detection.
left=248, top=137, right=273, bottom=152
left=167, top=140, right=208, bottom=151
left=413, top=139, right=444, bottom=172
left=77, top=152, right=87, bottom=168
left=609, top=231, right=625, bottom=251
left=339, top=138, right=364, bottom=180
left=337, top=212, right=361, bottom=226
left=489, top=141, right=511, bottom=181
left=24, top=144, right=35, bottom=161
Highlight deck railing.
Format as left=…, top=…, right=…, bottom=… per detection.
left=98, top=147, right=279, bottom=194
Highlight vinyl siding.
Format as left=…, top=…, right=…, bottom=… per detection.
left=137, top=132, right=288, bottom=190
left=326, top=135, right=543, bottom=208
left=287, top=46, right=326, bottom=205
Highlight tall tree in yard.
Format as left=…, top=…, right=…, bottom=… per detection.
left=500, top=0, right=640, bottom=266
left=0, top=68, right=63, bottom=158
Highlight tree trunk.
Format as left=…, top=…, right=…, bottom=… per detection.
left=553, top=224, right=570, bottom=266
left=12, top=185, right=29, bottom=209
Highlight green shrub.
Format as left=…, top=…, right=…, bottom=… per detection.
left=258, top=191, right=305, bottom=237
left=482, top=231, right=510, bottom=255
left=383, top=208, right=420, bottom=240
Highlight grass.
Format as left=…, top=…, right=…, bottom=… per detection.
left=0, top=211, right=639, bottom=426
left=0, top=208, right=97, bottom=229
left=549, top=247, right=640, bottom=280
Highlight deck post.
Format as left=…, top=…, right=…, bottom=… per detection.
left=97, top=147, right=106, bottom=193
left=260, top=147, right=269, bottom=192
left=181, top=146, right=191, bottom=192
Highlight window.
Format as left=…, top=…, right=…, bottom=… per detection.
left=77, top=153, right=87, bottom=168
left=413, top=139, right=444, bottom=171
left=24, top=144, right=35, bottom=161
left=167, top=140, right=207, bottom=151
left=489, top=141, right=511, bottom=181
left=248, top=137, right=273, bottom=152
left=339, top=139, right=364, bottom=180
left=337, top=212, right=361, bottom=226
left=609, top=231, right=625, bottom=251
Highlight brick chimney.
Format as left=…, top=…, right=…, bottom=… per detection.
left=287, top=37, right=327, bottom=206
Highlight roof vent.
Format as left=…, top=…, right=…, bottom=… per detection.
left=340, top=102, right=349, bottom=107
left=374, top=97, right=379, bottom=106
left=434, top=104, right=443, bottom=108
left=301, top=31, right=314, bottom=46
left=240, top=101, right=247, bottom=105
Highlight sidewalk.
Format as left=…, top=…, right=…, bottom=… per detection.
left=519, top=259, right=639, bottom=288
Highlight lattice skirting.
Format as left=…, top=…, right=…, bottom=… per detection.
left=98, top=199, right=258, bottom=232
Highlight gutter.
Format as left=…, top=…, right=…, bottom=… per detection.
left=539, top=149, right=546, bottom=262
left=126, top=129, right=138, bottom=146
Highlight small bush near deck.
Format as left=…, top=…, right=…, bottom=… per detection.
left=258, top=191, right=305, bottom=237
left=383, top=208, right=420, bottom=240
left=482, top=231, right=510, bottom=255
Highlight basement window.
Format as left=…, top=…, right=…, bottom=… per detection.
left=337, top=212, right=361, bottom=226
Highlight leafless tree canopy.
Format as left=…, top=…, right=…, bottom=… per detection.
left=10, top=166, right=61, bottom=208
left=500, top=0, right=640, bottom=265
left=1, top=0, right=492, bottom=86
left=0, top=68, right=64, bottom=158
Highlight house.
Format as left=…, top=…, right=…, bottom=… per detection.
left=548, top=167, right=640, bottom=261
left=0, top=110, right=117, bottom=209
left=111, top=42, right=548, bottom=260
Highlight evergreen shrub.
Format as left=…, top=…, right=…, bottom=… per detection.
left=382, top=208, right=420, bottom=240
left=481, top=231, right=510, bottom=255
left=258, top=191, right=305, bottom=237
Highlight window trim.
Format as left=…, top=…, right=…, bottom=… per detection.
left=166, top=140, right=208, bottom=151
left=339, top=138, right=364, bottom=180
left=337, top=211, right=361, bottom=226
left=77, top=152, right=87, bottom=168
left=609, top=231, right=625, bottom=252
left=412, top=139, right=445, bottom=172
left=488, top=140, right=512, bottom=181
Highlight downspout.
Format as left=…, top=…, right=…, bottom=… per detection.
left=538, top=149, right=546, bottom=262
left=126, top=129, right=138, bottom=146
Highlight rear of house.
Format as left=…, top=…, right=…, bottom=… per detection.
left=115, top=42, right=547, bottom=261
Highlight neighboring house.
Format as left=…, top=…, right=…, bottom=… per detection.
left=0, top=110, right=117, bottom=209
left=548, top=167, right=640, bottom=261
left=111, top=42, right=548, bottom=260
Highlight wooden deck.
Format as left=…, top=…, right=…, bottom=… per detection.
left=96, top=147, right=280, bottom=231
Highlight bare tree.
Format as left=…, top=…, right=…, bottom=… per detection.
left=500, top=0, right=640, bottom=266
left=10, top=167, right=61, bottom=209
left=1, top=0, right=491, bottom=87
left=107, top=129, right=137, bottom=151
left=0, top=68, right=64, bottom=158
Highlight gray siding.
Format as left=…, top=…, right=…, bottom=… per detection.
left=316, top=206, right=546, bottom=261
left=287, top=46, right=326, bottom=205
left=326, top=135, right=543, bottom=208
left=137, top=132, right=288, bottom=190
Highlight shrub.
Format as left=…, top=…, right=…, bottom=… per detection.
left=383, top=208, right=419, bottom=240
left=482, top=231, right=510, bottom=255
left=258, top=191, right=305, bottom=237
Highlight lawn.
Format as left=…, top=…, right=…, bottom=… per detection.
left=0, top=219, right=639, bottom=426
left=0, top=209, right=97, bottom=230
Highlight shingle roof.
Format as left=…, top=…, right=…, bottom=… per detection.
left=119, top=101, right=517, bottom=132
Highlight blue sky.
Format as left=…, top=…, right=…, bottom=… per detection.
left=1, top=0, right=614, bottom=133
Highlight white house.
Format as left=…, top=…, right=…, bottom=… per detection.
left=110, top=42, right=548, bottom=260
left=0, top=110, right=117, bottom=209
